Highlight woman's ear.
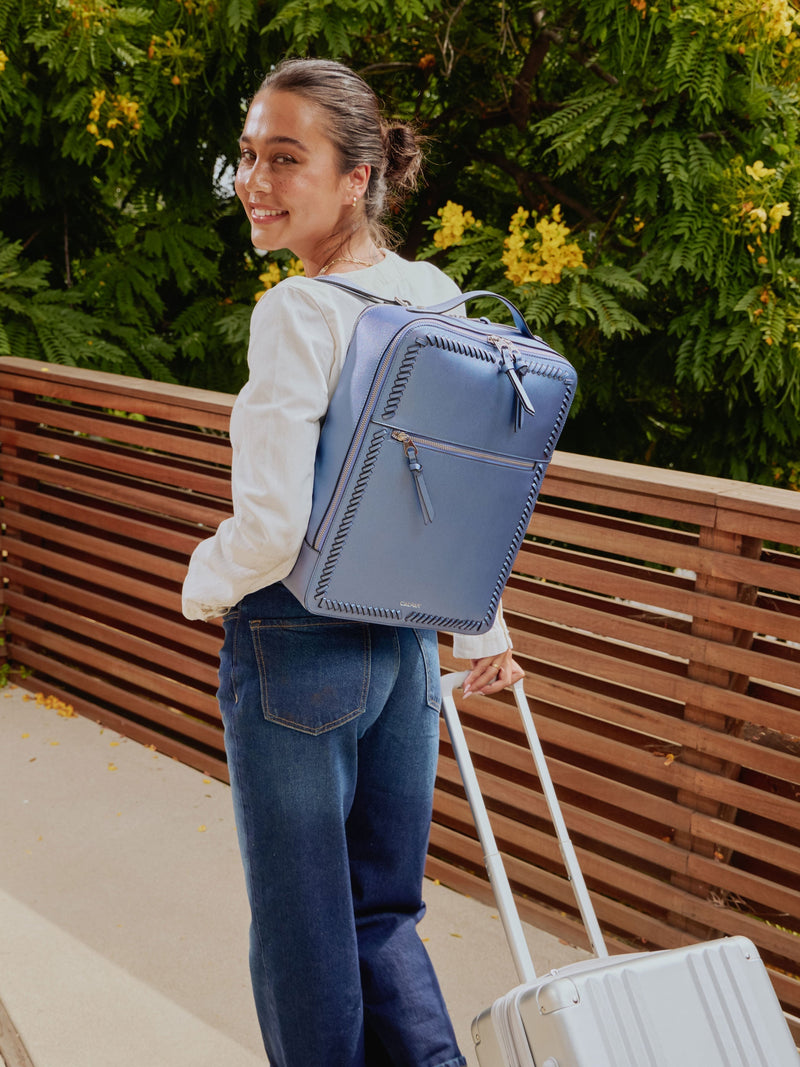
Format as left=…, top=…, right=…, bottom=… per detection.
left=345, top=163, right=371, bottom=204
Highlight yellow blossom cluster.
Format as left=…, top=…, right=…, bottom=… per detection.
left=86, top=88, right=142, bottom=148
left=714, top=0, right=800, bottom=72
left=741, top=201, right=792, bottom=234
left=736, top=159, right=791, bottom=235
left=721, top=157, right=791, bottom=250
left=502, top=205, right=585, bottom=287
left=66, top=0, right=111, bottom=30
left=147, top=29, right=204, bottom=85
left=254, top=258, right=305, bottom=300
left=433, top=201, right=480, bottom=250
left=729, top=0, right=800, bottom=43
left=0, top=49, right=8, bottom=74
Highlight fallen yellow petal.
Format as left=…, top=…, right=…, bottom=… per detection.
left=198, top=825, right=207, bottom=832
left=108, top=762, right=118, bottom=771
left=21, top=733, right=29, bottom=739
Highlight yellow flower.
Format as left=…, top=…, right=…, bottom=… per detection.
left=0, top=50, right=8, bottom=73
left=285, top=258, right=305, bottom=278
left=86, top=121, right=99, bottom=136
left=433, top=201, right=479, bottom=250
left=502, top=204, right=585, bottom=287
left=255, top=262, right=283, bottom=300
left=89, top=88, right=106, bottom=121
left=749, top=206, right=768, bottom=232
left=745, top=160, right=777, bottom=181
left=96, top=138, right=115, bottom=149
left=769, top=201, right=791, bottom=232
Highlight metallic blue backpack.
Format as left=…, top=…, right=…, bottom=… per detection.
left=283, top=280, right=577, bottom=635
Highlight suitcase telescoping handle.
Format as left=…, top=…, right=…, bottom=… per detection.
left=440, top=672, right=608, bottom=984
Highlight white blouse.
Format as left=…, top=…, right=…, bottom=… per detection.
left=181, top=250, right=512, bottom=660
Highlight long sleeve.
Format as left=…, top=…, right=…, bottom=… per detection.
left=182, top=284, right=337, bottom=621
left=451, top=605, right=513, bottom=660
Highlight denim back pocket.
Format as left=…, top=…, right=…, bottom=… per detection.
left=249, top=619, right=371, bottom=735
left=413, top=628, right=442, bottom=713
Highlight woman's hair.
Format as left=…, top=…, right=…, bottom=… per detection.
left=258, top=58, right=423, bottom=248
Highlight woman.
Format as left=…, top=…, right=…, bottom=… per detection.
left=183, top=58, right=523, bottom=1067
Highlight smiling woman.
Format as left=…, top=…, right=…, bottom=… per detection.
left=181, top=56, right=522, bottom=1067
left=234, top=90, right=372, bottom=273
left=234, top=59, right=420, bottom=277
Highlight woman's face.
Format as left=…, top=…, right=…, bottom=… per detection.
left=235, top=90, right=366, bottom=271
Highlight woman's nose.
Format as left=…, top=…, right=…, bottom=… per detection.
left=245, top=162, right=272, bottom=193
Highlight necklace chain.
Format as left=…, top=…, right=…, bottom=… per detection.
left=318, top=255, right=377, bottom=276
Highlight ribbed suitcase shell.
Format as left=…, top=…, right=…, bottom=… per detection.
left=283, top=287, right=576, bottom=634
left=472, top=937, right=799, bottom=1067
left=440, top=675, right=799, bottom=1067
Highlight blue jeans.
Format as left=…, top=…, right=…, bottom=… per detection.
left=218, top=584, right=466, bottom=1067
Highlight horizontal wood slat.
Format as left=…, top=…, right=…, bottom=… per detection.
left=2, top=357, right=799, bottom=1021
left=435, top=750, right=800, bottom=926
left=0, top=396, right=232, bottom=465
left=515, top=544, right=800, bottom=645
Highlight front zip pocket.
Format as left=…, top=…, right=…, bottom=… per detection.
left=392, top=431, right=436, bottom=524
left=390, top=429, right=534, bottom=526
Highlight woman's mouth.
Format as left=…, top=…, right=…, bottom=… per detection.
left=251, top=207, right=288, bottom=221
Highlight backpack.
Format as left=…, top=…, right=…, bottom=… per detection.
left=282, top=280, right=577, bottom=635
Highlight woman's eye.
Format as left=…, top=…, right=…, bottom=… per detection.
left=238, top=149, right=255, bottom=165
left=274, top=154, right=295, bottom=165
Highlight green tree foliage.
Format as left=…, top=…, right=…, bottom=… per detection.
left=0, top=0, right=270, bottom=387
left=1, top=0, right=799, bottom=481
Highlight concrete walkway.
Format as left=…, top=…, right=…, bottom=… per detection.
left=0, top=683, right=588, bottom=1067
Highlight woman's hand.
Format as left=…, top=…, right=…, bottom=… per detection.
left=462, top=647, right=524, bottom=699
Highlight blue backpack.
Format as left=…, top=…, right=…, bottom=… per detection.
left=283, top=280, right=576, bottom=635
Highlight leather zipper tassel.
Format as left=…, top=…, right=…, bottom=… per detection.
left=504, top=363, right=535, bottom=432
left=487, top=335, right=536, bottom=431
left=403, top=441, right=435, bottom=524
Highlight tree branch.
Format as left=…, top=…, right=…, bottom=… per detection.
left=479, top=150, right=599, bottom=223
left=508, top=22, right=555, bottom=130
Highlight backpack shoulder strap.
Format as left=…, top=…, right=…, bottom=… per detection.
left=312, top=276, right=534, bottom=340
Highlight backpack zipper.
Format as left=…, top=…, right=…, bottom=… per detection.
left=390, top=429, right=534, bottom=526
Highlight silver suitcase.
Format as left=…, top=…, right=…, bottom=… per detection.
left=440, top=673, right=799, bottom=1067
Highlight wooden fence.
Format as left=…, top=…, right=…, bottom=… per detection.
left=1, top=356, right=799, bottom=1035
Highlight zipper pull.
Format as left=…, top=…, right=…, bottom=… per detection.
left=488, top=336, right=536, bottom=430
left=512, top=361, right=532, bottom=431
left=392, top=431, right=435, bottom=525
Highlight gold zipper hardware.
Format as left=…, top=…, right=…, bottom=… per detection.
left=487, top=335, right=535, bottom=427
left=391, top=430, right=434, bottom=524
